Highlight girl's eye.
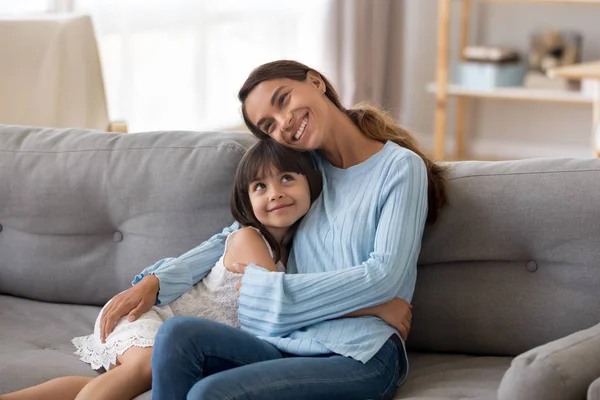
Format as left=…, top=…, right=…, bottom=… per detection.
left=281, top=174, right=294, bottom=182
left=253, top=182, right=266, bottom=191
left=264, top=122, right=273, bottom=134
left=278, top=92, right=288, bottom=108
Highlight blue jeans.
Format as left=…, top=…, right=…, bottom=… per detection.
left=152, top=317, right=405, bottom=400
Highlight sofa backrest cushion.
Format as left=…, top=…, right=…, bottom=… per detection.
left=0, top=125, right=255, bottom=305
left=410, top=158, right=600, bottom=356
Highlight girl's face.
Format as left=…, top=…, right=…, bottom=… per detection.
left=248, top=166, right=311, bottom=235
left=244, top=73, right=330, bottom=151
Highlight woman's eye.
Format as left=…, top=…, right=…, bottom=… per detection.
left=278, top=92, right=288, bottom=108
left=254, top=182, right=266, bottom=191
left=281, top=174, right=294, bottom=182
left=264, top=122, right=273, bottom=134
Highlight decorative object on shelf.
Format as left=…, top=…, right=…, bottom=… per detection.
left=454, top=62, right=526, bottom=90
left=528, top=30, right=581, bottom=73
left=454, top=45, right=525, bottom=90
left=454, top=46, right=525, bottom=90
left=524, top=29, right=582, bottom=90
left=463, top=45, right=520, bottom=63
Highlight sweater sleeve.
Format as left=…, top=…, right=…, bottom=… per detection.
left=132, top=221, right=239, bottom=305
left=237, top=153, right=428, bottom=336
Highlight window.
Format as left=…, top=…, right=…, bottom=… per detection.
left=0, top=0, right=50, bottom=14
left=73, top=0, right=333, bottom=132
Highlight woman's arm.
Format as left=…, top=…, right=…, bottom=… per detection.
left=224, top=227, right=280, bottom=273
left=237, top=153, right=428, bottom=337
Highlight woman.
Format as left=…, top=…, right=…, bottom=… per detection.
left=102, top=60, right=447, bottom=400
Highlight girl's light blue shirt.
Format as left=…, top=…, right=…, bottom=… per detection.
left=133, top=141, right=428, bottom=381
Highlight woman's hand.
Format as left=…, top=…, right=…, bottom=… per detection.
left=99, top=275, right=160, bottom=343
left=228, top=262, right=248, bottom=274
left=344, top=297, right=413, bottom=340
left=376, top=297, right=412, bottom=340
left=231, top=263, right=247, bottom=295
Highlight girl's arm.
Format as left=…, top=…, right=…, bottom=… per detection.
left=237, top=153, right=428, bottom=337
left=133, top=221, right=239, bottom=305
left=223, top=227, right=280, bottom=273
left=101, top=222, right=239, bottom=341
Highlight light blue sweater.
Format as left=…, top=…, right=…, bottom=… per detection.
left=133, top=141, right=428, bottom=379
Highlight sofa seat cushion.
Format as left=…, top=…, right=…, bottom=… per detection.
left=0, top=295, right=151, bottom=399
left=1, top=294, right=509, bottom=400
left=395, top=353, right=511, bottom=399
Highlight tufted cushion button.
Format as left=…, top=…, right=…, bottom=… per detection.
left=526, top=260, right=538, bottom=273
left=113, top=231, right=123, bottom=242
left=0, top=223, right=3, bottom=232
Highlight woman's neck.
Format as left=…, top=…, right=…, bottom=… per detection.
left=320, top=108, right=384, bottom=169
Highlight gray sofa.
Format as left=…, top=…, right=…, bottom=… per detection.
left=1, top=124, right=599, bottom=400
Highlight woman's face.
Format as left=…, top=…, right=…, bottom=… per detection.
left=244, top=73, right=330, bottom=151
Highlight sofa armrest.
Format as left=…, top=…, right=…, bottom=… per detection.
left=498, top=322, right=600, bottom=400
left=589, top=376, right=600, bottom=400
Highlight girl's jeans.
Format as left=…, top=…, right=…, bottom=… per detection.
left=151, top=316, right=405, bottom=400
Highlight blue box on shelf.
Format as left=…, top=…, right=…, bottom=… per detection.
left=453, top=62, right=526, bottom=90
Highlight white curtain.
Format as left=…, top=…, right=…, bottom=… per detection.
left=327, top=0, right=404, bottom=116
left=70, top=0, right=333, bottom=132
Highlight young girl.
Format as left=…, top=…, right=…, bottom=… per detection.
left=0, top=139, right=322, bottom=400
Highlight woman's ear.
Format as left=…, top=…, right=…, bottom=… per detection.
left=306, top=70, right=324, bottom=91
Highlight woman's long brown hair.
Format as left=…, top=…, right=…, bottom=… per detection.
left=238, top=60, right=446, bottom=224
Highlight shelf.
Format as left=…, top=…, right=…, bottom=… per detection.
left=427, top=82, right=595, bottom=104
left=548, top=61, right=600, bottom=80
left=432, top=0, right=600, bottom=160
left=471, top=0, right=600, bottom=4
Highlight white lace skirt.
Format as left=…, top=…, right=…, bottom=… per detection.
left=73, top=261, right=242, bottom=371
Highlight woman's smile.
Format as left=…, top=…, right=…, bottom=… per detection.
left=293, top=115, right=309, bottom=141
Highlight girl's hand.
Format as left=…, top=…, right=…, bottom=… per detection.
left=99, top=275, right=159, bottom=343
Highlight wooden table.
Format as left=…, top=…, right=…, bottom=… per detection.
left=548, top=61, right=600, bottom=157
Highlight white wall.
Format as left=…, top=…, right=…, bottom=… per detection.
left=401, top=1, right=600, bottom=159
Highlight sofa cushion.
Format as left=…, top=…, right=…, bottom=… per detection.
left=0, top=294, right=150, bottom=399
left=394, top=353, right=510, bottom=399
left=0, top=125, right=255, bottom=306
left=589, top=376, right=600, bottom=400
left=0, top=295, right=99, bottom=390
left=410, top=158, right=600, bottom=356
left=0, top=293, right=509, bottom=400
left=497, top=321, right=600, bottom=400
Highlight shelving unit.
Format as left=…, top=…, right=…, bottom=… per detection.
left=427, top=83, right=594, bottom=104
left=433, top=0, right=600, bottom=160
